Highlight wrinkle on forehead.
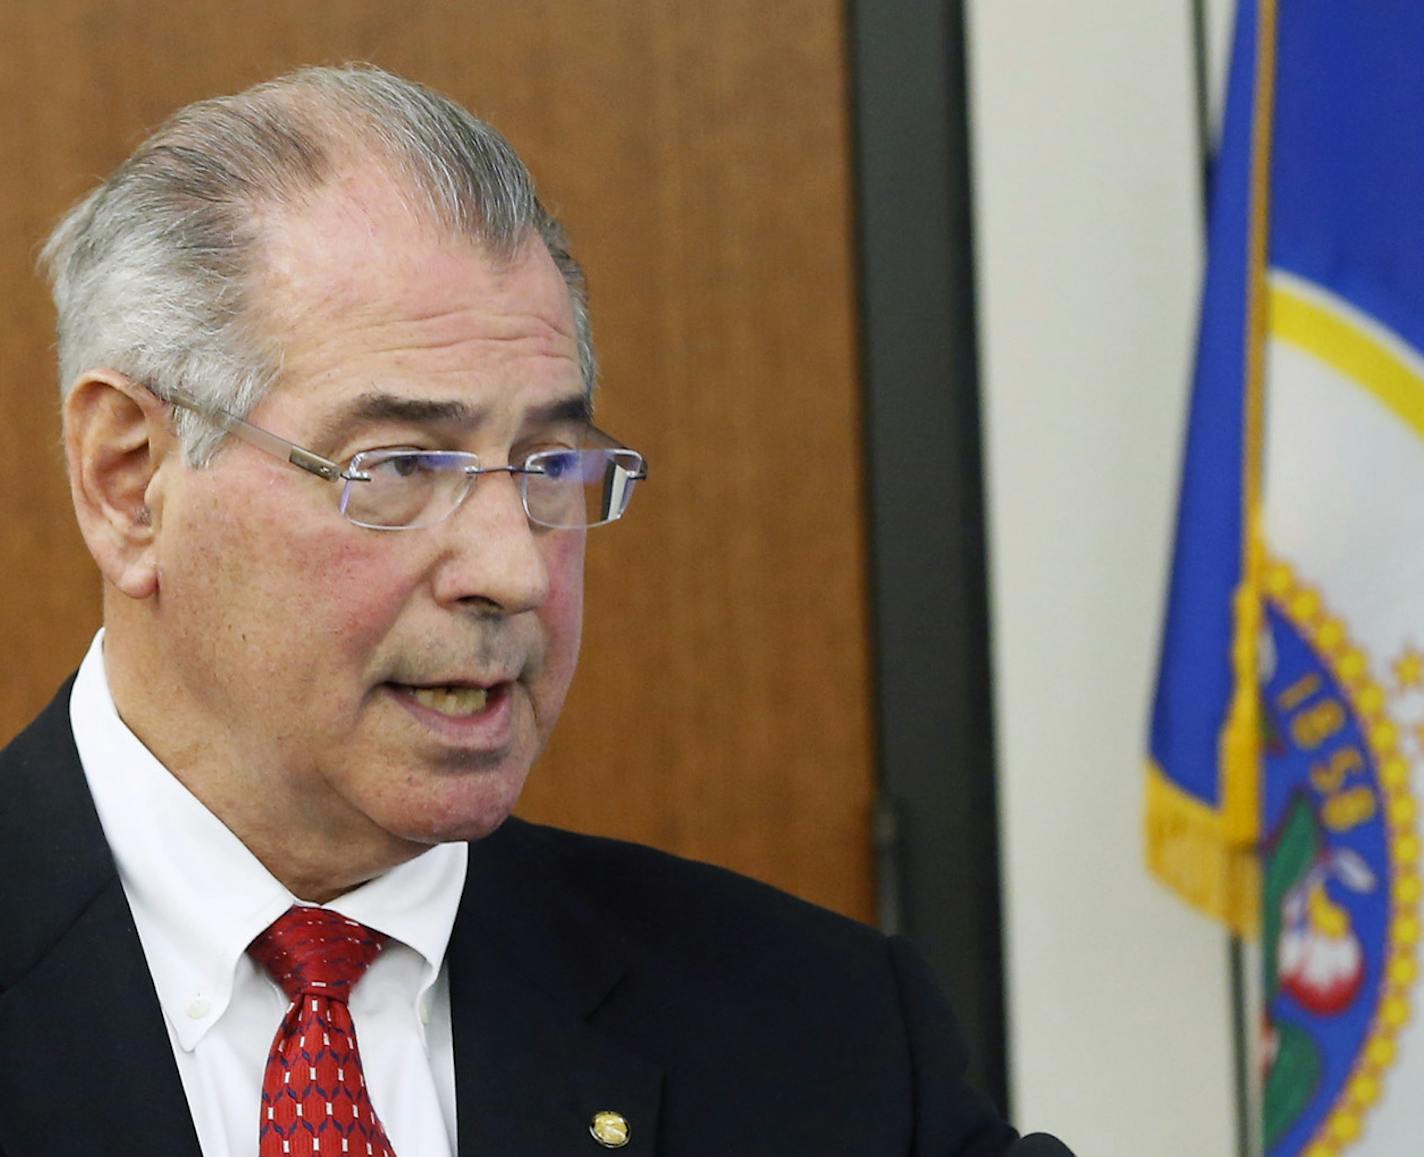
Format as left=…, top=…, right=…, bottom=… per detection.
left=358, top=304, right=576, bottom=356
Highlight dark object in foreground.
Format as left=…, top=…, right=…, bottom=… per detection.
left=1009, top=1135, right=1076, bottom=1155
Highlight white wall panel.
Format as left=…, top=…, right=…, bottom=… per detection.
left=967, top=3, right=1240, bottom=1153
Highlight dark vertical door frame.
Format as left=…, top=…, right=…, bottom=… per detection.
left=848, top=0, right=1008, bottom=1115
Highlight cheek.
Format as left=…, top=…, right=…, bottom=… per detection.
left=537, top=532, right=586, bottom=686
left=314, top=539, right=418, bottom=651
left=166, top=476, right=409, bottom=674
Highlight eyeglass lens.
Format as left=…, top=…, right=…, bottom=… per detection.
left=339, top=448, right=643, bottom=530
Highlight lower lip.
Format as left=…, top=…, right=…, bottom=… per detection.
left=384, top=682, right=516, bottom=751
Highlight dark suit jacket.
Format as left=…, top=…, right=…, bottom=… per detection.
left=0, top=681, right=1019, bottom=1156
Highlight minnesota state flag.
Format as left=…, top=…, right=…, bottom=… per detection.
left=1147, top=2, right=1424, bottom=1153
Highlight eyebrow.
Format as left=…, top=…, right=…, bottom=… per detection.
left=315, top=390, right=593, bottom=448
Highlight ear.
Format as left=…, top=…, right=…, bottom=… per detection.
left=63, top=372, right=179, bottom=600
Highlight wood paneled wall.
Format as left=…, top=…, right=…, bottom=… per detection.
left=0, top=1, right=875, bottom=921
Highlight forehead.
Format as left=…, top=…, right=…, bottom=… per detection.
left=251, top=167, right=581, bottom=434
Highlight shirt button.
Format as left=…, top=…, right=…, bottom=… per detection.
left=186, top=996, right=211, bottom=1020
left=419, top=997, right=431, bottom=1024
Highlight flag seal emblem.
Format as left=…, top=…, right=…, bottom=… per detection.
left=1260, top=559, right=1418, bottom=1156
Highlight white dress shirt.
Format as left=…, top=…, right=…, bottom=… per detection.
left=70, top=630, right=466, bottom=1157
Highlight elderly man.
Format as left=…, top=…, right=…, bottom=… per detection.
left=0, top=66, right=1064, bottom=1156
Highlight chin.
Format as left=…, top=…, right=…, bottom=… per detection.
left=419, top=809, right=514, bottom=846
left=381, top=779, right=527, bottom=848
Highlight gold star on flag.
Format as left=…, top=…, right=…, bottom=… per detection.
left=1395, top=647, right=1424, bottom=690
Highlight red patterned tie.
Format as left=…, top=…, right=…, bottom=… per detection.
left=249, top=906, right=397, bottom=1157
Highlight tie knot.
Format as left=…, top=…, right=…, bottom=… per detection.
left=248, top=906, right=387, bottom=1003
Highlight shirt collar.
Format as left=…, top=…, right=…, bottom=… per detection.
left=69, top=629, right=468, bottom=1050
left=322, top=837, right=467, bottom=998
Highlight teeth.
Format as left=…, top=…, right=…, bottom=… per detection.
left=408, top=685, right=490, bottom=717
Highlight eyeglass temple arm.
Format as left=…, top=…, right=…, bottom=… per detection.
left=160, top=385, right=352, bottom=483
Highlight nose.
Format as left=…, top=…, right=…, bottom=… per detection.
left=431, top=470, right=550, bottom=615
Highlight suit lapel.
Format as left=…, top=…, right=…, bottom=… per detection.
left=0, top=680, right=202, bottom=1157
left=449, top=822, right=663, bottom=1156
left=0, top=685, right=665, bottom=1157
left=0, top=880, right=202, bottom=1156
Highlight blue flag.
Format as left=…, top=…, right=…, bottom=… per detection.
left=1149, top=2, right=1424, bottom=1152
left=1146, top=0, right=1270, bottom=936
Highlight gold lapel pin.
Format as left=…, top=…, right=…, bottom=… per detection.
left=589, top=1110, right=631, bottom=1148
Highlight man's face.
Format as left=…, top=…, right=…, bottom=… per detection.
left=145, top=174, right=586, bottom=887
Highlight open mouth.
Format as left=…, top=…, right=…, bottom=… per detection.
left=389, top=683, right=497, bottom=718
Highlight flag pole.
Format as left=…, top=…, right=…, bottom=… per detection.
left=1189, top=3, right=1253, bottom=1155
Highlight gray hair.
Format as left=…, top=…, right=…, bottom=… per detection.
left=40, top=64, right=595, bottom=465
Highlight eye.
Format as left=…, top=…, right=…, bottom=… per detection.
left=535, top=449, right=580, bottom=481
left=352, top=448, right=430, bottom=478
left=384, top=453, right=427, bottom=479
